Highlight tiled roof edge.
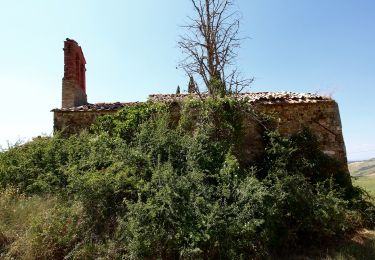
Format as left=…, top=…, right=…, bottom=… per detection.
left=52, top=92, right=333, bottom=112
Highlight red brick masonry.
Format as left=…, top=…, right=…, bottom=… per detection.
left=62, top=38, right=87, bottom=108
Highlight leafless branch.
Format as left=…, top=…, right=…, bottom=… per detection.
left=178, top=0, right=252, bottom=96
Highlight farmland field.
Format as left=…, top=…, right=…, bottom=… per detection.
left=349, top=158, right=375, bottom=177
left=352, top=176, right=375, bottom=196
left=349, top=158, right=375, bottom=196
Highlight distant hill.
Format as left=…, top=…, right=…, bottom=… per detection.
left=349, top=158, right=375, bottom=177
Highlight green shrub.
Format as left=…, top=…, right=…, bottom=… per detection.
left=92, top=102, right=168, bottom=143
left=121, top=157, right=268, bottom=259
left=0, top=97, right=374, bottom=258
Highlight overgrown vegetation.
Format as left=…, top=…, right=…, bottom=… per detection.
left=1, top=98, right=374, bottom=259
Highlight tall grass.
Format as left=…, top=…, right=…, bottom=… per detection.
left=0, top=188, right=57, bottom=258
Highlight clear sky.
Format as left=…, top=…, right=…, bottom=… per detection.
left=0, top=0, right=374, bottom=161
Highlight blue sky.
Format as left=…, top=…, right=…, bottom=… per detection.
left=0, top=0, right=374, bottom=161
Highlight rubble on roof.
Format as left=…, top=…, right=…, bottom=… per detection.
left=148, top=92, right=331, bottom=104
left=52, top=102, right=139, bottom=112
left=52, top=92, right=331, bottom=112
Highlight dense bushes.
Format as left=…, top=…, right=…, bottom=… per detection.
left=0, top=98, right=374, bottom=258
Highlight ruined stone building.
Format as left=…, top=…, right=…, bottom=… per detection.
left=52, top=39, right=348, bottom=165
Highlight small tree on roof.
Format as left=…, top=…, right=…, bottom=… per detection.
left=188, top=76, right=196, bottom=94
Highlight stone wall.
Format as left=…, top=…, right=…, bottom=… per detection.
left=53, top=99, right=347, bottom=166
left=259, top=100, right=346, bottom=162
left=238, top=100, right=347, bottom=164
left=53, top=110, right=117, bottom=135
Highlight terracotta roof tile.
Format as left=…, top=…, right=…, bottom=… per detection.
left=148, top=92, right=331, bottom=104
left=52, top=102, right=139, bottom=112
left=52, top=92, right=331, bottom=112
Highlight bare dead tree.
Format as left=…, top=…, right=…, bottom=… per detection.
left=178, top=0, right=253, bottom=96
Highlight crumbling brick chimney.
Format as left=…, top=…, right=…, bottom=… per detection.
left=62, top=38, right=87, bottom=108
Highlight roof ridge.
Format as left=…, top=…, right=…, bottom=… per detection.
left=52, top=92, right=332, bottom=112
